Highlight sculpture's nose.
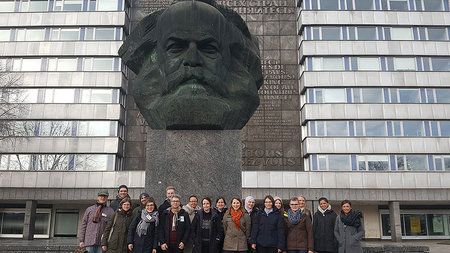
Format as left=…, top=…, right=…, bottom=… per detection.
left=184, top=42, right=201, bottom=67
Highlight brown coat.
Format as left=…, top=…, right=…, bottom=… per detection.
left=284, top=212, right=314, bottom=251
left=222, top=212, right=251, bottom=251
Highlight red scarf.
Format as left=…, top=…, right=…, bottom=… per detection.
left=231, top=209, right=243, bottom=230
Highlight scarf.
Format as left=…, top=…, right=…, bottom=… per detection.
left=318, top=204, right=332, bottom=216
left=183, top=204, right=201, bottom=221
left=136, top=209, right=159, bottom=237
left=287, top=208, right=301, bottom=225
left=244, top=196, right=255, bottom=214
left=264, top=208, right=273, bottom=215
left=230, top=209, right=243, bottom=230
left=340, top=209, right=363, bottom=227
left=93, top=202, right=105, bottom=223
left=171, top=209, right=179, bottom=231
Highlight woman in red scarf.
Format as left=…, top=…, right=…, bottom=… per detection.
left=222, top=197, right=251, bottom=253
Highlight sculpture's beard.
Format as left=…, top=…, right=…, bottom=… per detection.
left=133, top=59, right=260, bottom=130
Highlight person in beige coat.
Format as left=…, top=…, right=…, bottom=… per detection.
left=222, top=197, right=251, bottom=253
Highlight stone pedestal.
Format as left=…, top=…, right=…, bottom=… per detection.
left=145, top=130, right=242, bottom=203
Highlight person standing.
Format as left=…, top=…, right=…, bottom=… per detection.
left=128, top=198, right=159, bottom=253
left=192, top=197, right=223, bottom=253
left=313, top=197, right=337, bottom=253
left=214, top=197, right=227, bottom=253
left=284, top=197, right=313, bottom=253
left=159, top=186, right=176, bottom=217
left=274, top=197, right=285, bottom=215
left=132, top=192, right=150, bottom=218
left=111, top=185, right=131, bottom=211
left=222, top=197, right=251, bottom=253
left=244, top=196, right=259, bottom=253
left=297, top=196, right=311, bottom=220
left=183, top=195, right=202, bottom=253
left=78, top=189, right=115, bottom=253
left=250, top=195, right=285, bottom=253
left=334, top=200, right=364, bottom=253
left=102, top=198, right=134, bottom=253
left=159, top=194, right=191, bottom=253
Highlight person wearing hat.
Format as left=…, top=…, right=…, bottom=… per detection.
left=78, top=189, right=115, bottom=253
left=110, top=184, right=131, bottom=211
left=132, top=192, right=152, bottom=218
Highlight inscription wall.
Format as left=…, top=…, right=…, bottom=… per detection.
left=125, top=0, right=302, bottom=171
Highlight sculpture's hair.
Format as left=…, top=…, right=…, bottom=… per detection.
left=118, top=0, right=262, bottom=90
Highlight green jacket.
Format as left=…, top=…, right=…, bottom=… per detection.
left=101, top=209, right=133, bottom=253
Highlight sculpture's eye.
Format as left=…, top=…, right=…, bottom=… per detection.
left=166, top=40, right=187, bottom=55
left=199, top=41, right=219, bottom=58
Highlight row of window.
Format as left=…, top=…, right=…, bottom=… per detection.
left=301, top=0, right=449, bottom=11
left=310, top=154, right=450, bottom=171
left=0, top=154, right=116, bottom=170
left=0, top=27, right=122, bottom=42
left=0, top=209, right=78, bottom=238
left=381, top=212, right=450, bottom=237
left=1, top=88, right=122, bottom=104
left=0, top=0, right=125, bottom=12
left=0, top=57, right=121, bottom=72
left=304, top=26, right=450, bottom=41
left=306, top=57, right=450, bottom=72
left=2, top=120, right=122, bottom=137
left=308, top=120, right=450, bottom=137
left=307, top=88, right=450, bottom=104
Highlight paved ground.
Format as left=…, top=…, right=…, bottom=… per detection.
left=0, top=238, right=449, bottom=253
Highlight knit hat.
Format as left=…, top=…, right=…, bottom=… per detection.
left=139, top=192, right=150, bottom=199
left=98, top=189, right=109, bottom=196
left=118, top=184, right=128, bottom=192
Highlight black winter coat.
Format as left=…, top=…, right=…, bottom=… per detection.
left=110, top=194, right=131, bottom=211
left=313, top=209, right=338, bottom=253
left=250, top=208, right=285, bottom=250
left=128, top=211, right=158, bottom=253
left=191, top=209, right=223, bottom=253
left=158, top=208, right=191, bottom=246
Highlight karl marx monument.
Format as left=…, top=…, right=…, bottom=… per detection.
left=119, top=0, right=262, bottom=200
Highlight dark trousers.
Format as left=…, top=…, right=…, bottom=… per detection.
left=168, top=244, right=184, bottom=253
left=224, top=251, right=247, bottom=253
left=256, top=245, right=277, bottom=253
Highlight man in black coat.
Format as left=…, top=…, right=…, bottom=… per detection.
left=159, top=194, right=191, bottom=253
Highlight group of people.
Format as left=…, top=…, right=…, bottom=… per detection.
left=78, top=185, right=365, bottom=253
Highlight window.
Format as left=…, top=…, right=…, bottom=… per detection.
left=326, top=121, right=348, bottom=136
left=322, top=88, right=346, bottom=103
left=361, top=88, right=383, bottom=103
left=0, top=0, right=15, bottom=12
left=93, top=28, right=115, bottom=40
left=323, top=58, right=343, bottom=70
left=397, top=155, right=427, bottom=171
left=21, top=0, right=48, bottom=12
left=389, top=0, right=408, bottom=10
left=0, top=30, right=11, bottom=41
left=355, top=0, right=374, bottom=10
left=431, top=58, right=449, bottom=71
left=74, top=154, right=111, bottom=170
left=357, top=27, right=377, bottom=40
left=358, top=155, right=389, bottom=171
left=0, top=209, right=51, bottom=238
left=16, top=29, right=45, bottom=41
left=321, top=27, right=341, bottom=40
left=39, top=121, right=72, bottom=136
left=54, top=210, right=78, bottom=236
left=97, top=0, right=116, bottom=11
left=60, top=0, right=83, bottom=11
left=390, top=27, right=413, bottom=40
left=394, top=58, right=415, bottom=71
left=403, top=121, right=424, bottom=136
left=423, top=0, right=443, bottom=11
left=84, top=58, right=114, bottom=71
left=19, top=59, right=42, bottom=71
left=358, top=58, right=380, bottom=71
left=365, top=121, right=386, bottom=136
left=328, top=155, right=350, bottom=171
left=60, top=29, right=79, bottom=40
left=398, top=89, right=420, bottom=103
left=439, top=122, right=450, bottom=136
left=320, top=0, right=339, bottom=10
left=427, top=28, right=447, bottom=40
left=81, top=89, right=113, bottom=103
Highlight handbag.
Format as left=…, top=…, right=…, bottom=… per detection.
left=108, top=212, right=119, bottom=241
left=74, top=248, right=87, bottom=253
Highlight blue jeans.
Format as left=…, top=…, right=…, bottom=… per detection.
left=287, top=251, right=308, bottom=253
left=85, top=245, right=103, bottom=253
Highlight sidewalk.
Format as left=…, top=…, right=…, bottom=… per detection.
left=0, top=238, right=449, bottom=253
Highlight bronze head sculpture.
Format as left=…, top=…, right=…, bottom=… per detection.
left=119, top=0, right=263, bottom=130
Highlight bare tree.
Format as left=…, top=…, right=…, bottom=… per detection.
left=0, top=64, right=24, bottom=138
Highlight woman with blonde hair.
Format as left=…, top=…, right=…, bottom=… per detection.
left=222, top=197, right=251, bottom=253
